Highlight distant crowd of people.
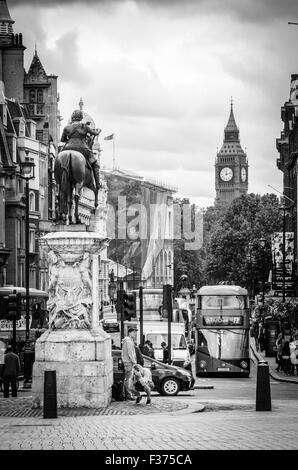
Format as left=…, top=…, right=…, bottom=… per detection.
left=252, top=321, right=298, bottom=376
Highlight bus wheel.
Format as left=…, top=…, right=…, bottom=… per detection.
left=160, top=378, right=180, bottom=396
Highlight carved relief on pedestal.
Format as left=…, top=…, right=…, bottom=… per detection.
left=47, top=249, right=93, bottom=330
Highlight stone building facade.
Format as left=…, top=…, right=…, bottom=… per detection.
left=0, top=0, right=59, bottom=297
left=276, top=73, right=298, bottom=295
left=103, top=168, right=176, bottom=290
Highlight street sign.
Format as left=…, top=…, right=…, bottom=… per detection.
left=271, top=232, right=295, bottom=296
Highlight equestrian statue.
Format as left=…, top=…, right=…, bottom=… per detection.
left=54, top=109, right=101, bottom=224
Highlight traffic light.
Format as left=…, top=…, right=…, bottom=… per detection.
left=0, top=296, right=8, bottom=320
left=6, top=293, right=22, bottom=320
left=123, top=292, right=136, bottom=320
left=162, top=285, right=173, bottom=319
left=31, top=303, right=41, bottom=329
left=116, top=289, right=125, bottom=322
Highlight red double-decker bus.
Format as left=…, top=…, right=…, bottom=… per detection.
left=195, top=285, right=250, bottom=377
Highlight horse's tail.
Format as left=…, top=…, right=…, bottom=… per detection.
left=59, top=153, right=71, bottom=215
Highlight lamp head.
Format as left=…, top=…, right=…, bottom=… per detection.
left=20, top=154, right=35, bottom=179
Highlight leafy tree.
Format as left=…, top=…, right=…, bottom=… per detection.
left=202, top=193, right=283, bottom=294
left=173, top=198, right=203, bottom=292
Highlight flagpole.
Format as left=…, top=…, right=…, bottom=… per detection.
left=113, top=135, right=115, bottom=169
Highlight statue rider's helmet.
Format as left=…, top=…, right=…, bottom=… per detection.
left=71, top=110, right=83, bottom=122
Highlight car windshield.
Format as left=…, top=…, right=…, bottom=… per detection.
left=146, top=333, right=186, bottom=349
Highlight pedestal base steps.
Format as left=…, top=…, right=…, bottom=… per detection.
left=32, top=328, right=113, bottom=409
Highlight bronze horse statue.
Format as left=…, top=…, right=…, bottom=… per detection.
left=54, top=149, right=100, bottom=224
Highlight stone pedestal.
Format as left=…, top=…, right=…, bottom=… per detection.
left=32, top=227, right=113, bottom=408
left=32, top=329, right=112, bottom=408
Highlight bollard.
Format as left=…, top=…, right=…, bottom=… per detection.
left=256, top=360, right=271, bottom=411
left=43, top=370, right=57, bottom=419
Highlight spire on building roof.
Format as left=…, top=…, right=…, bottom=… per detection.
left=225, top=98, right=238, bottom=132
left=0, top=0, right=13, bottom=23
left=25, top=52, right=48, bottom=83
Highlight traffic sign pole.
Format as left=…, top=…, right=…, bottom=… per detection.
left=139, top=286, right=144, bottom=350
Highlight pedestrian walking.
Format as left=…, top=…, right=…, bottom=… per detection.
left=253, top=322, right=259, bottom=351
left=121, top=327, right=138, bottom=400
left=161, top=341, right=169, bottom=364
left=258, top=322, right=265, bottom=353
left=281, top=341, right=291, bottom=375
left=130, top=364, right=154, bottom=405
left=290, top=339, right=298, bottom=376
left=135, top=343, right=144, bottom=366
left=2, top=345, right=20, bottom=398
left=275, top=332, right=283, bottom=372
left=143, top=340, right=155, bottom=358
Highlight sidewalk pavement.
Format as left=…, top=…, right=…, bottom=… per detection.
left=250, top=339, right=298, bottom=384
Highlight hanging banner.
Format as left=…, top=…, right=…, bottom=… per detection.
left=271, top=232, right=295, bottom=296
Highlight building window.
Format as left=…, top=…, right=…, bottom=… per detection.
left=37, top=90, right=43, bottom=103
left=17, top=219, right=22, bottom=249
left=29, top=191, right=35, bottom=212
left=29, top=268, right=36, bottom=288
left=29, top=230, right=35, bottom=253
left=36, top=104, right=44, bottom=115
left=19, top=263, right=24, bottom=287
left=28, top=104, right=35, bottom=116
left=29, top=89, right=36, bottom=103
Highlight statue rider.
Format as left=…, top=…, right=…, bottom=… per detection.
left=60, top=110, right=101, bottom=189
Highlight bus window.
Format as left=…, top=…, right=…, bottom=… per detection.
left=201, top=296, right=245, bottom=310
left=198, top=329, right=248, bottom=359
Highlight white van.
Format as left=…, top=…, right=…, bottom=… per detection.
left=124, top=320, right=191, bottom=369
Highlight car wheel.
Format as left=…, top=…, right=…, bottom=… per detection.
left=160, top=377, right=180, bottom=396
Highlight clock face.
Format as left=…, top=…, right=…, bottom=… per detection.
left=241, top=167, right=247, bottom=182
left=220, top=167, right=233, bottom=181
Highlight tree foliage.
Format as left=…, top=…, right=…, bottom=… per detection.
left=173, top=197, right=203, bottom=292
left=202, top=193, right=283, bottom=292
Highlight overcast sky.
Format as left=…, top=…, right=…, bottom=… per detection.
left=8, top=0, right=298, bottom=207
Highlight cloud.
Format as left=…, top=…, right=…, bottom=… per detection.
left=8, top=0, right=298, bottom=24
left=7, top=0, right=292, bottom=206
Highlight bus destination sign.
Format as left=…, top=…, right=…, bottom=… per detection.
left=203, top=316, right=243, bottom=326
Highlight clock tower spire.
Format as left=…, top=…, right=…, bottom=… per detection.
left=215, top=101, right=248, bottom=205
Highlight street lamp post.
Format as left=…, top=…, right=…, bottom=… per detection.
left=19, top=154, right=35, bottom=388
left=247, top=241, right=254, bottom=301
left=280, top=204, right=287, bottom=303
left=259, top=236, right=266, bottom=305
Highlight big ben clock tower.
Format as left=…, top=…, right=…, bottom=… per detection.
left=215, top=101, right=248, bottom=205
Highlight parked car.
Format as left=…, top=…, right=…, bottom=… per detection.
left=112, top=350, right=194, bottom=397
left=103, top=318, right=120, bottom=333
